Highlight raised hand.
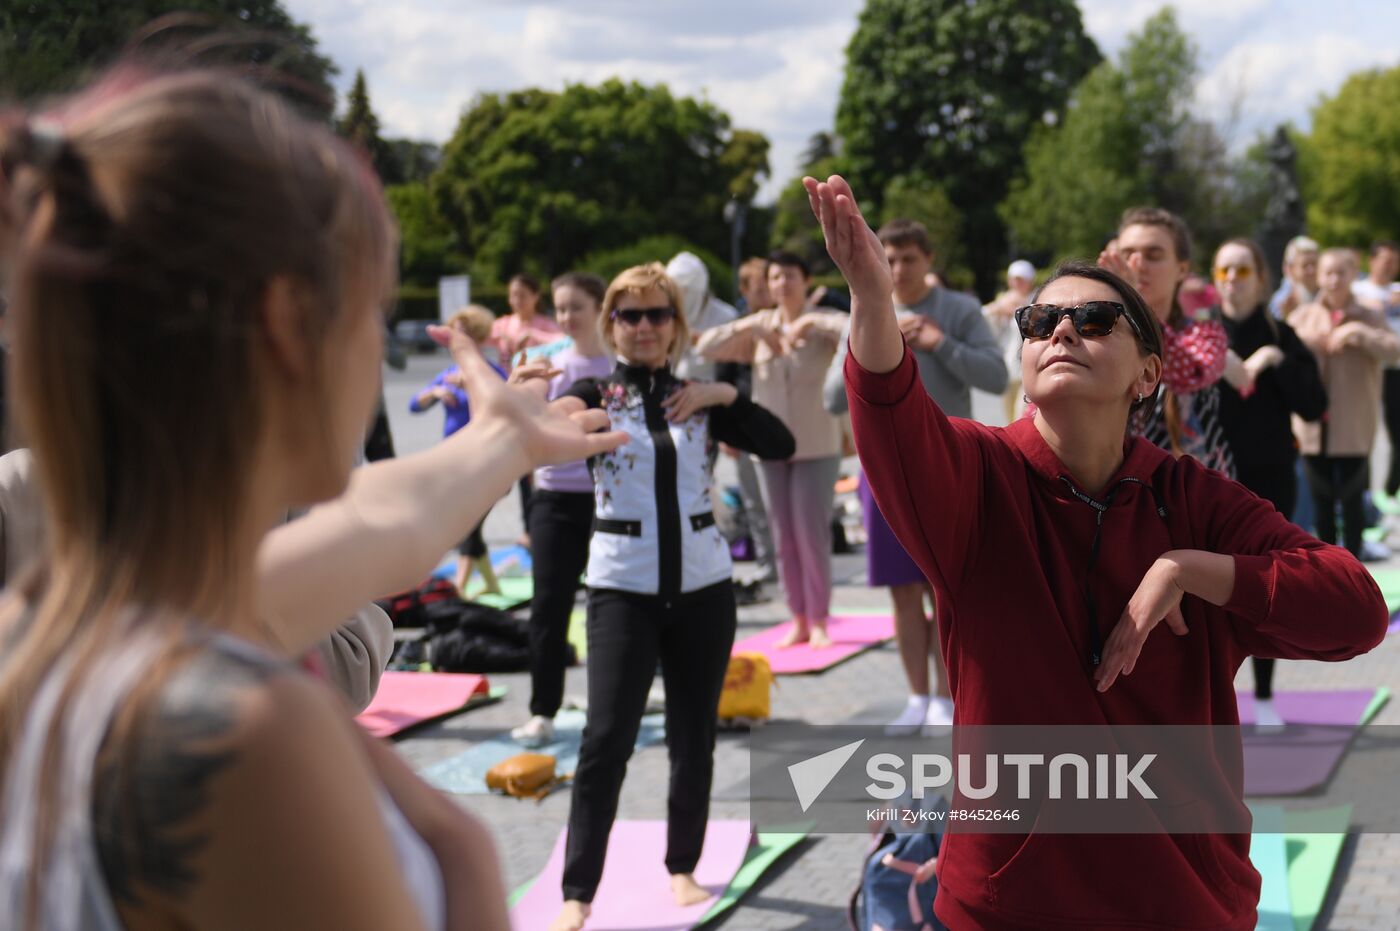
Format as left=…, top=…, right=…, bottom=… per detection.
left=429, top=325, right=627, bottom=469
left=804, top=174, right=901, bottom=373
left=803, top=175, right=891, bottom=303
left=508, top=360, right=562, bottom=386
left=1097, top=247, right=1138, bottom=292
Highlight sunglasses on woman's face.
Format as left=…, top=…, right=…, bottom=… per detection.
left=612, top=306, right=676, bottom=327
left=1015, top=301, right=1143, bottom=341
left=1213, top=265, right=1254, bottom=281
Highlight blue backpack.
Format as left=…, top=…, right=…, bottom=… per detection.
left=848, top=795, right=947, bottom=931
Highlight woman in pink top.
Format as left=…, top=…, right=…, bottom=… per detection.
left=489, top=273, right=563, bottom=369
left=489, top=273, right=563, bottom=543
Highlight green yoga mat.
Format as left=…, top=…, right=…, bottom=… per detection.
left=1284, top=806, right=1351, bottom=931
left=568, top=607, right=587, bottom=661
left=507, top=830, right=808, bottom=922
left=1360, top=686, right=1391, bottom=724
left=698, top=832, right=807, bottom=926
left=1365, top=566, right=1400, bottom=614
left=471, top=576, right=533, bottom=611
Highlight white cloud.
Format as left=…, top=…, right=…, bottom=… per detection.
left=285, top=0, right=1398, bottom=201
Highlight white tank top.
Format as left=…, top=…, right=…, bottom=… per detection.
left=0, top=627, right=446, bottom=931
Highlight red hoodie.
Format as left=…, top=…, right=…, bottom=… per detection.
left=846, top=347, right=1388, bottom=931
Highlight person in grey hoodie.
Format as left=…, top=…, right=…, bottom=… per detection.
left=666, top=251, right=739, bottom=382
left=824, top=218, right=1007, bottom=729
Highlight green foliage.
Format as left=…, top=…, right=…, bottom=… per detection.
left=1299, top=65, right=1400, bottom=246
left=386, top=181, right=462, bottom=287
left=772, top=154, right=851, bottom=274
left=577, top=235, right=735, bottom=303
left=430, top=79, right=769, bottom=286
left=835, top=0, right=1100, bottom=293
left=0, top=0, right=337, bottom=119
left=337, top=69, right=399, bottom=181
left=999, top=7, right=1254, bottom=268
left=385, top=139, right=441, bottom=185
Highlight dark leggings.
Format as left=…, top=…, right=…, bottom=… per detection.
left=1236, top=462, right=1297, bottom=700
left=458, top=521, right=487, bottom=559
left=1384, top=370, right=1400, bottom=497
left=562, top=580, right=736, bottom=903
left=1304, top=454, right=1369, bottom=557
left=525, top=490, right=594, bottom=718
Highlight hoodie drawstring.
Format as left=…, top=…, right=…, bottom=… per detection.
left=1058, top=476, right=1169, bottom=668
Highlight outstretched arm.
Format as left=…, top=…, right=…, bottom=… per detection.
left=257, top=328, right=627, bottom=656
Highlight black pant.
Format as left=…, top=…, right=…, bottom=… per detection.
left=562, top=580, right=737, bottom=903
left=458, top=521, right=487, bottom=559
left=1304, top=454, right=1368, bottom=556
left=1236, top=462, right=1296, bottom=700
left=1383, top=370, right=1400, bottom=496
left=526, top=490, right=594, bottom=718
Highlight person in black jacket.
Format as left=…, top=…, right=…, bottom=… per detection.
left=1215, top=237, right=1328, bottom=727
left=546, top=263, right=794, bottom=931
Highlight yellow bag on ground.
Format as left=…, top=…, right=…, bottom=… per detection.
left=485, top=753, right=558, bottom=799
left=718, top=652, right=773, bottom=721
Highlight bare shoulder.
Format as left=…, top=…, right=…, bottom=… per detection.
left=92, top=641, right=356, bottom=916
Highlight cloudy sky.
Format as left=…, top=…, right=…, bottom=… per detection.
left=284, top=0, right=1399, bottom=202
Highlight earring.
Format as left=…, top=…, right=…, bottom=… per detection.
left=1136, top=393, right=1144, bottom=402
left=1023, top=394, right=1030, bottom=404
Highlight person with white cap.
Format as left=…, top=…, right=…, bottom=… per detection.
left=983, top=259, right=1038, bottom=423
left=665, top=251, right=738, bottom=382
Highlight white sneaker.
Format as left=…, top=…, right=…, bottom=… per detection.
left=511, top=715, right=555, bottom=748
left=924, top=697, right=955, bottom=727
left=885, top=696, right=931, bottom=735
left=1360, top=540, right=1391, bottom=562
left=1253, top=699, right=1285, bottom=732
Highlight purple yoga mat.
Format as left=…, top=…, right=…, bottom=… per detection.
left=510, top=820, right=753, bottom=931
left=731, top=614, right=894, bottom=675
left=1238, top=690, right=1377, bottom=796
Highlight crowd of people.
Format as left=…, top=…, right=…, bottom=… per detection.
left=0, top=59, right=1393, bottom=931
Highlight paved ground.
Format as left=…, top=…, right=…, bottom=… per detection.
left=383, top=352, right=1400, bottom=931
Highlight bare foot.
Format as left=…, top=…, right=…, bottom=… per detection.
left=671, top=873, right=712, bottom=907
left=808, top=623, right=833, bottom=649
left=549, top=900, right=590, bottom=931
left=773, top=621, right=810, bottom=649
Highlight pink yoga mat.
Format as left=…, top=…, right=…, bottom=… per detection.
left=511, top=820, right=753, bottom=931
left=1238, top=689, right=1378, bottom=796
left=356, top=671, right=489, bottom=738
left=732, top=614, right=894, bottom=675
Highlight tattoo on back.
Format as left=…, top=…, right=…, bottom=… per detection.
left=92, top=646, right=279, bottom=910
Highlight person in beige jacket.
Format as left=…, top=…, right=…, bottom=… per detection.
left=697, top=250, right=847, bottom=647
left=1291, top=248, right=1400, bottom=555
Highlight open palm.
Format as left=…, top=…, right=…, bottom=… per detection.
left=802, top=175, right=892, bottom=305
left=429, top=325, right=628, bottom=467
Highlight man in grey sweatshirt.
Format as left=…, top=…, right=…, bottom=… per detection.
left=824, top=218, right=1006, bottom=729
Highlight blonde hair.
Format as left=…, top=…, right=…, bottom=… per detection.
left=448, top=304, right=496, bottom=343
left=1320, top=247, right=1359, bottom=272
left=600, top=263, right=690, bottom=367
left=0, top=66, right=395, bottom=924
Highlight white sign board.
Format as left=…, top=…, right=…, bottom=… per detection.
left=438, top=275, right=471, bottom=323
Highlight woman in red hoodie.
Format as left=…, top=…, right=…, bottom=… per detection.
left=804, top=175, right=1387, bottom=931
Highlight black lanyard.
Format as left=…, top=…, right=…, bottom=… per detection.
left=1058, top=476, right=1169, bottom=667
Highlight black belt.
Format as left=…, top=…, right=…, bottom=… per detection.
left=595, top=512, right=715, bottom=536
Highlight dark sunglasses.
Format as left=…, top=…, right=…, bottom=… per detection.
left=612, top=306, right=676, bottom=327
left=1015, top=301, right=1144, bottom=342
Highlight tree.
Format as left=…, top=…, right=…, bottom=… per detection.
left=835, top=0, right=1100, bottom=294
left=337, top=69, right=399, bottom=181
left=431, top=80, right=770, bottom=285
left=1000, top=8, right=1252, bottom=267
left=0, top=1, right=338, bottom=119
left=385, top=139, right=441, bottom=185
left=1299, top=65, right=1400, bottom=246
left=386, top=182, right=459, bottom=287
